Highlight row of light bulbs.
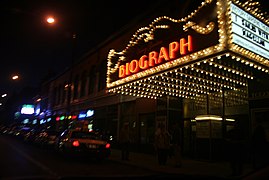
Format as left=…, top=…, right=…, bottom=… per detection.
left=107, top=44, right=222, bottom=88
left=126, top=0, right=213, bottom=50
left=193, top=91, right=248, bottom=106
left=108, top=50, right=260, bottom=99
left=108, top=49, right=268, bottom=99
left=234, top=0, right=269, bottom=24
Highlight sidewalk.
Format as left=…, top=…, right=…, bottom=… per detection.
left=109, top=148, right=254, bottom=179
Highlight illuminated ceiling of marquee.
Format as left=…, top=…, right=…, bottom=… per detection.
left=109, top=51, right=268, bottom=109
left=106, top=0, right=269, bottom=103
left=109, top=52, right=256, bottom=96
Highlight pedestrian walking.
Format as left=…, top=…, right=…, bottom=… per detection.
left=251, top=119, right=269, bottom=170
left=154, top=123, right=170, bottom=165
left=119, top=123, right=130, bottom=160
left=170, top=122, right=182, bottom=167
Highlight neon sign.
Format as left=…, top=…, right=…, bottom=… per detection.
left=21, top=104, right=35, bottom=115
left=119, top=35, right=193, bottom=78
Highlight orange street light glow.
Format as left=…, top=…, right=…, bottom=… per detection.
left=12, top=75, right=19, bottom=80
left=46, top=17, right=55, bottom=24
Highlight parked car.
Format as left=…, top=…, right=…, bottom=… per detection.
left=55, top=128, right=111, bottom=160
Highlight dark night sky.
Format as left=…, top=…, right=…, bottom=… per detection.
left=0, top=0, right=160, bottom=94
left=0, top=0, right=268, bottom=95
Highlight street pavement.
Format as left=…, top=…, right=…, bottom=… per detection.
left=109, top=148, right=255, bottom=179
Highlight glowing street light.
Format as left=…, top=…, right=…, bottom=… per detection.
left=12, top=75, right=19, bottom=80
left=46, top=16, right=55, bottom=24
left=44, top=14, right=76, bottom=116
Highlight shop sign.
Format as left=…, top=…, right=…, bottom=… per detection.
left=86, top=109, right=94, bottom=117
left=78, top=112, right=87, bottom=119
left=119, top=35, right=193, bottom=78
left=231, top=3, right=269, bottom=59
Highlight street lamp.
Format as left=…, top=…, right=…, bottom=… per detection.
left=12, top=75, right=19, bottom=80
left=44, top=15, right=77, bottom=124
left=46, top=16, right=55, bottom=24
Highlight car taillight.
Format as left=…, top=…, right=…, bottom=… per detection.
left=72, top=140, right=80, bottom=147
left=105, top=143, right=111, bottom=149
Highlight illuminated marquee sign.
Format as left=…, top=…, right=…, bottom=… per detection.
left=105, top=0, right=269, bottom=99
left=231, top=3, right=269, bottom=59
left=119, top=35, right=193, bottom=78
left=107, top=0, right=221, bottom=88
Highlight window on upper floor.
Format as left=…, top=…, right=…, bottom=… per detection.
left=88, top=66, right=96, bottom=95
left=98, top=60, right=107, bottom=91
left=80, top=70, right=87, bottom=98
left=73, top=75, right=79, bottom=100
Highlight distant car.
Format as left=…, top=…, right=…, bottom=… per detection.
left=55, top=129, right=111, bottom=160
left=34, top=129, right=59, bottom=148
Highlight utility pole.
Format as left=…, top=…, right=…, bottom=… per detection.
left=66, top=32, right=77, bottom=118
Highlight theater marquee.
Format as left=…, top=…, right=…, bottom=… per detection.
left=230, top=3, right=269, bottom=60
left=106, top=0, right=269, bottom=99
